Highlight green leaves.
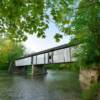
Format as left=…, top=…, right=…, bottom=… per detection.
left=0, top=0, right=76, bottom=42
left=68, top=0, right=100, bottom=67
left=0, top=38, right=24, bottom=70
left=54, top=33, right=63, bottom=42
left=0, top=0, right=47, bottom=41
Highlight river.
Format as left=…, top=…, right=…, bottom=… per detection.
left=0, top=70, right=81, bottom=100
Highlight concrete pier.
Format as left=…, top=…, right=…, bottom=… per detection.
left=32, top=65, right=47, bottom=76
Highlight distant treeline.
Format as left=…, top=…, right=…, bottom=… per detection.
left=44, top=63, right=80, bottom=72
left=0, top=39, right=24, bottom=70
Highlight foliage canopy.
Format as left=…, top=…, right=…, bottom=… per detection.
left=0, top=0, right=85, bottom=41
left=0, top=0, right=100, bottom=67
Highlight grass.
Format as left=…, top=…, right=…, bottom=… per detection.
left=82, top=83, right=100, bottom=100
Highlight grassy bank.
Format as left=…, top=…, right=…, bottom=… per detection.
left=82, top=83, right=100, bottom=100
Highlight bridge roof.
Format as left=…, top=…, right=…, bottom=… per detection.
left=16, top=43, right=77, bottom=60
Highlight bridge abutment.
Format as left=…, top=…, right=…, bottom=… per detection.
left=32, top=65, right=47, bottom=76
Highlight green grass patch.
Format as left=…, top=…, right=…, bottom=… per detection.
left=82, top=83, right=100, bottom=100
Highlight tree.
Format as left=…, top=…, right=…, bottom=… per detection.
left=0, top=0, right=79, bottom=41
left=0, top=38, right=24, bottom=70
left=0, top=0, right=100, bottom=67
left=73, top=0, right=100, bottom=67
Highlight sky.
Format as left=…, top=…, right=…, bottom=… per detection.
left=23, top=22, right=71, bottom=54
left=22, top=0, right=80, bottom=54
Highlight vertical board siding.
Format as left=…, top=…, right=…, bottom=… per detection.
left=15, top=45, right=77, bottom=66
left=15, top=57, right=31, bottom=66
left=37, top=54, right=45, bottom=64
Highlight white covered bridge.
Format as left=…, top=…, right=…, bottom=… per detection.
left=15, top=43, right=77, bottom=75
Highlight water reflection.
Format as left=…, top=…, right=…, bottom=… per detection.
left=0, top=70, right=81, bottom=100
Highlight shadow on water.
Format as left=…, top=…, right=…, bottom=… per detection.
left=0, top=70, right=82, bottom=100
